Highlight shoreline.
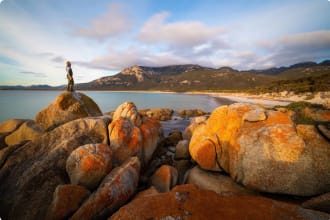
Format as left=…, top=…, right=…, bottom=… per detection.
left=185, top=91, right=330, bottom=108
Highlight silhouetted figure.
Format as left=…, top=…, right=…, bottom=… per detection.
left=66, top=61, right=74, bottom=92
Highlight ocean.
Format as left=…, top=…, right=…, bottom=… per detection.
left=0, top=90, right=224, bottom=123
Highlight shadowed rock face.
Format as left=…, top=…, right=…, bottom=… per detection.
left=0, top=117, right=109, bottom=220
left=46, top=184, right=91, bottom=220
left=35, top=92, right=102, bottom=131
left=187, top=166, right=257, bottom=196
left=110, top=184, right=325, bottom=220
left=189, top=103, right=330, bottom=196
left=150, top=165, right=178, bottom=192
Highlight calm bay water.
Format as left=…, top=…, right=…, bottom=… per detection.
left=0, top=90, right=224, bottom=122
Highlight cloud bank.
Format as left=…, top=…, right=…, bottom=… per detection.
left=74, top=3, right=131, bottom=41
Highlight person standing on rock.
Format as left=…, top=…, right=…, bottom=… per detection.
left=66, top=61, right=74, bottom=92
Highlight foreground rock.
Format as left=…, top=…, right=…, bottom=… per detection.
left=187, top=166, right=257, bottom=196
left=70, top=157, right=140, bottom=220
left=66, top=143, right=113, bottom=190
left=109, top=102, right=162, bottom=166
left=0, top=119, right=28, bottom=149
left=139, top=117, right=162, bottom=165
left=302, top=192, right=330, bottom=214
left=46, top=184, right=91, bottom=220
left=0, top=117, right=109, bottom=220
left=150, top=165, right=178, bottom=192
left=111, top=184, right=327, bottom=220
left=0, top=118, right=27, bottom=134
left=139, top=108, right=173, bottom=121
left=112, top=101, right=142, bottom=126
left=35, top=92, right=102, bottom=131
left=5, top=120, right=44, bottom=146
left=183, top=116, right=207, bottom=140
left=176, top=109, right=208, bottom=119
left=109, top=117, right=143, bottom=166
left=189, top=103, right=330, bottom=196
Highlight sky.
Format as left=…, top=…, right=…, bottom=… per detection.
left=0, top=0, right=329, bottom=86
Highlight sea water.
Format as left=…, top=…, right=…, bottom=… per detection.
left=0, top=90, right=224, bottom=122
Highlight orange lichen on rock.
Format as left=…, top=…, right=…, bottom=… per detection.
left=139, top=116, right=162, bottom=165
left=66, top=143, right=113, bottom=190
left=70, top=157, right=140, bottom=220
left=110, top=184, right=320, bottom=220
left=188, top=102, right=330, bottom=196
left=46, top=184, right=90, bottom=220
left=108, top=117, right=143, bottom=165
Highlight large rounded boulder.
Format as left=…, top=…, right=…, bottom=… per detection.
left=189, top=103, right=330, bottom=196
left=66, top=143, right=113, bottom=190
left=109, top=117, right=143, bottom=166
left=109, top=102, right=163, bottom=166
left=35, top=92, right=102, bottom=130
left=112, top=101, right=142, bottom=127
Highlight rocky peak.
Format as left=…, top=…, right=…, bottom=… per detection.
left=120, top=65, right=153, bottom=82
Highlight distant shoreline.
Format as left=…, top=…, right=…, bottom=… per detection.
left=1, top=89, right=329, bottom=108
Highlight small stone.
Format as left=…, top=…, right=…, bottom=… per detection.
left=174, top=160, right=193, bottom=184
left=175, top=140, right=190, bottom=160
left=151, top=165, right=178, bottom=192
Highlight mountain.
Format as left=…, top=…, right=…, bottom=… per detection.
left=76, top=64, right=275, bottom=91
left=76, top=60, right=330, bottom=92
left=0, top=84, right=64, bottom=90
left=249, top=60, right=330, bottom=76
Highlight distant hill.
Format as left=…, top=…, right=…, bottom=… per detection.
left=0, top=84, right=64, bottom=90
left=251, top=72, right=330, bottom=94
left=1, top=60, right=330, bottom=93
left=76, top=60, right=330, bottom=92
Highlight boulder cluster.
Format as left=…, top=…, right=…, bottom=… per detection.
left=0, top=91, right=329, bottom=220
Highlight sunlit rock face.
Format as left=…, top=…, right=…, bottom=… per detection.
left=35, top=92, right=103, bottom=131
left=189, top=103, right=330, bottom=196
left=109, top=101, right=163, bottom=167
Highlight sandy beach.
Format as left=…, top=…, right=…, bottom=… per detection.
left=187, top=91, right=330, bottom=108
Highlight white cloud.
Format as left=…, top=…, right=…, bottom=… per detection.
left=259, top=30, right=330, bottom=66
left=74, top=3, right=132, bottom=40
left=138, top=12, right=226, bottom=50
left=20, top=71, right=47, bottom=78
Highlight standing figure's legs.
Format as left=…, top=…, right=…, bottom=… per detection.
left=67, top=79, right=70, bottom=91
left=69, top=80, right=74, bottom=92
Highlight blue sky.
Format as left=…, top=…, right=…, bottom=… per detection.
left=0, top=0, right=329, bottom=86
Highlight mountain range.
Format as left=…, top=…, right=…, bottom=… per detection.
left=1, top=60, right=330, bottom=93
